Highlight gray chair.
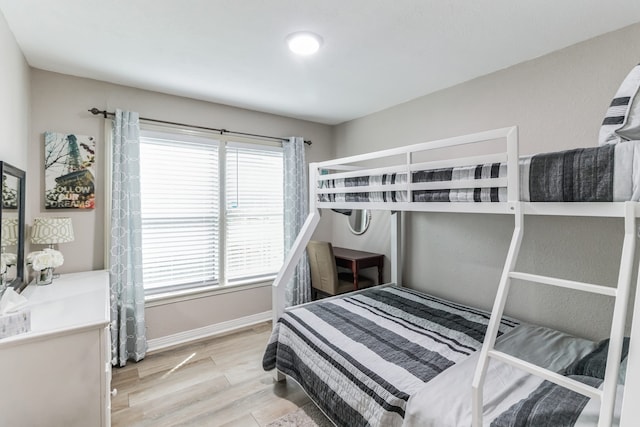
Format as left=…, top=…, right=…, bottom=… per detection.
left=307, top=240, right=374, bottom=299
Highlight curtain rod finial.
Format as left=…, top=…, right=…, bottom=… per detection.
left=88, top=108, right=107, bottom=118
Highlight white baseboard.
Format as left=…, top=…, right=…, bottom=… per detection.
left=146, top=310, right=272, bottom=353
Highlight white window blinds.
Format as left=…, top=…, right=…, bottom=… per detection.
left=139, top=131, right=219, bottom=293
left=138, top=129, right=285, bottom=295
left=225, top=142, right=284, bottom=283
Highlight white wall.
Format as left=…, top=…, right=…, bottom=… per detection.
left=332, top=22, right=640, bottom=340
left=29, top=69, right=334, bottom=340
left=0, top=9, right=29, bottom=170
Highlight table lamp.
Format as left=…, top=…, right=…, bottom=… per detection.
left=31, top=217, right=74, bottom=249
left=29, top=217, right=74, bottom=285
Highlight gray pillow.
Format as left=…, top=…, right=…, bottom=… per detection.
left=599, top=63, right=640, bottom=145
left=565, top=337, right=630, bottom=382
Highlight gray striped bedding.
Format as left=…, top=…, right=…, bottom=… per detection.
left=599, top=62, right=640, bottom=145
left=318, top=141, right=640, bottom=203
left=404, top=324, right=625, bottom=427
left=489, top=338, right=629, bottom=427
left=491, top=375, right=605, bottom=427
left=262, top=286, right=518, bottom=427
left=489, top=376, right=626, bottom=427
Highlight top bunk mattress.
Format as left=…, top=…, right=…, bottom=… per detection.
left=318, top=141, right=640, bottom=203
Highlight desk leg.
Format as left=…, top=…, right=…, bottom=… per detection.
left=352, top=262, right=359, bottom=290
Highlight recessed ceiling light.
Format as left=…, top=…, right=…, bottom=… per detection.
left=286, top=32, right=323, bottom=56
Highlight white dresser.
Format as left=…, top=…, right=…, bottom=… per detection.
left=0, top=270, right=111, bottom=427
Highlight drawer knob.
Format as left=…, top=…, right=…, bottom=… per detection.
left=111, top=388, right=118, bottom=397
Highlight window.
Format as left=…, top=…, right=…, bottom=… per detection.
left=225, top=143, right=284, bottom=283
left=139, top=129, right=283, bottom=295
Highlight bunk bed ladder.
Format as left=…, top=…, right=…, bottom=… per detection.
left=472, top=202, right=637, bottom=427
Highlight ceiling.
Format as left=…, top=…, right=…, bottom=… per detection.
left=1, top=1, right=640, bottom=125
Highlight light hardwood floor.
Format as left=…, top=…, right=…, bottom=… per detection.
left=111, top=322, right=313, bottom=427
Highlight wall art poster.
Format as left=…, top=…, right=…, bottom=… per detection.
left=44, top=131, right=96, bottom=209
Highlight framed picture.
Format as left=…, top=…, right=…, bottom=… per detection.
left=44, top=131, right=96, bottom=209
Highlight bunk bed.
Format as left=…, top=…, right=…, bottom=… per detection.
left=264, top=64, right=640, bottom=427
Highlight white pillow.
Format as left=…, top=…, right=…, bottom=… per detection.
left=599, top=62, right=640, bottom=145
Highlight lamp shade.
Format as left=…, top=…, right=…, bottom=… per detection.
left=31, top=217, right=74, bottom=245
left=1, top=218, right=18, bottom=246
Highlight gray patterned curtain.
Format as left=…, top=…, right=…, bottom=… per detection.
left=110, top=109, right=146, bottom=366
left=283, top=137, right=311, bottom=306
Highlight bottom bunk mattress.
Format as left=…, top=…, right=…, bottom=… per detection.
left=261, top=285, right=519, bottom=426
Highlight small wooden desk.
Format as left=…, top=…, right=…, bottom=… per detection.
left=333, top=247, right=384, bottom=290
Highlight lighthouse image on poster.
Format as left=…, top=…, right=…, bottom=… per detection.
left=44, top=131, right=96, bottom=209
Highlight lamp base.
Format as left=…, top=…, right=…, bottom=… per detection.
left=35, top=268, right=54, bottom=286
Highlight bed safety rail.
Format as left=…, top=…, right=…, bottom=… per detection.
left=312, top=126, right=520, bottom=214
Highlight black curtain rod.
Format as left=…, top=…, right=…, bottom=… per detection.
left=88, top=108, right=311, bottom=146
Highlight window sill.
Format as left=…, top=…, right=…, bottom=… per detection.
left=145, top=279, right=273, bottom=308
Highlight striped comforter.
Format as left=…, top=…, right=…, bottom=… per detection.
left=318, top=141, right=640, bottom=203
left=262, top=286, right=518, bottom=427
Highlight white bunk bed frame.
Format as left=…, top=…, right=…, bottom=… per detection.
left=271, top=126, right=640, bottom=427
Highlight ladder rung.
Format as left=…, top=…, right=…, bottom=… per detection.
left=488, top=350, right=602, bottom=400
left=509, top=272, right=616, bottom=297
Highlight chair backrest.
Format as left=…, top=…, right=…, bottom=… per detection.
left=307, top=240, right=339, bottom=295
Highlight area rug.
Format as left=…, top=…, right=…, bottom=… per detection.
left=266, top=402, right=334, bottom=427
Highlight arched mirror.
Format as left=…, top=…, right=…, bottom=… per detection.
left=1, top=162, right=26, bottom=294
left=347, top=209, right=371, bottom=235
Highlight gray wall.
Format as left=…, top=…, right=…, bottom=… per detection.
left=332, top=23, right=640, bottom=340
left=11, top=13, right=640, bottom=342
left=28, top=70, right=334, bottom=340
left=0, top=9, right=29, bottom=171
